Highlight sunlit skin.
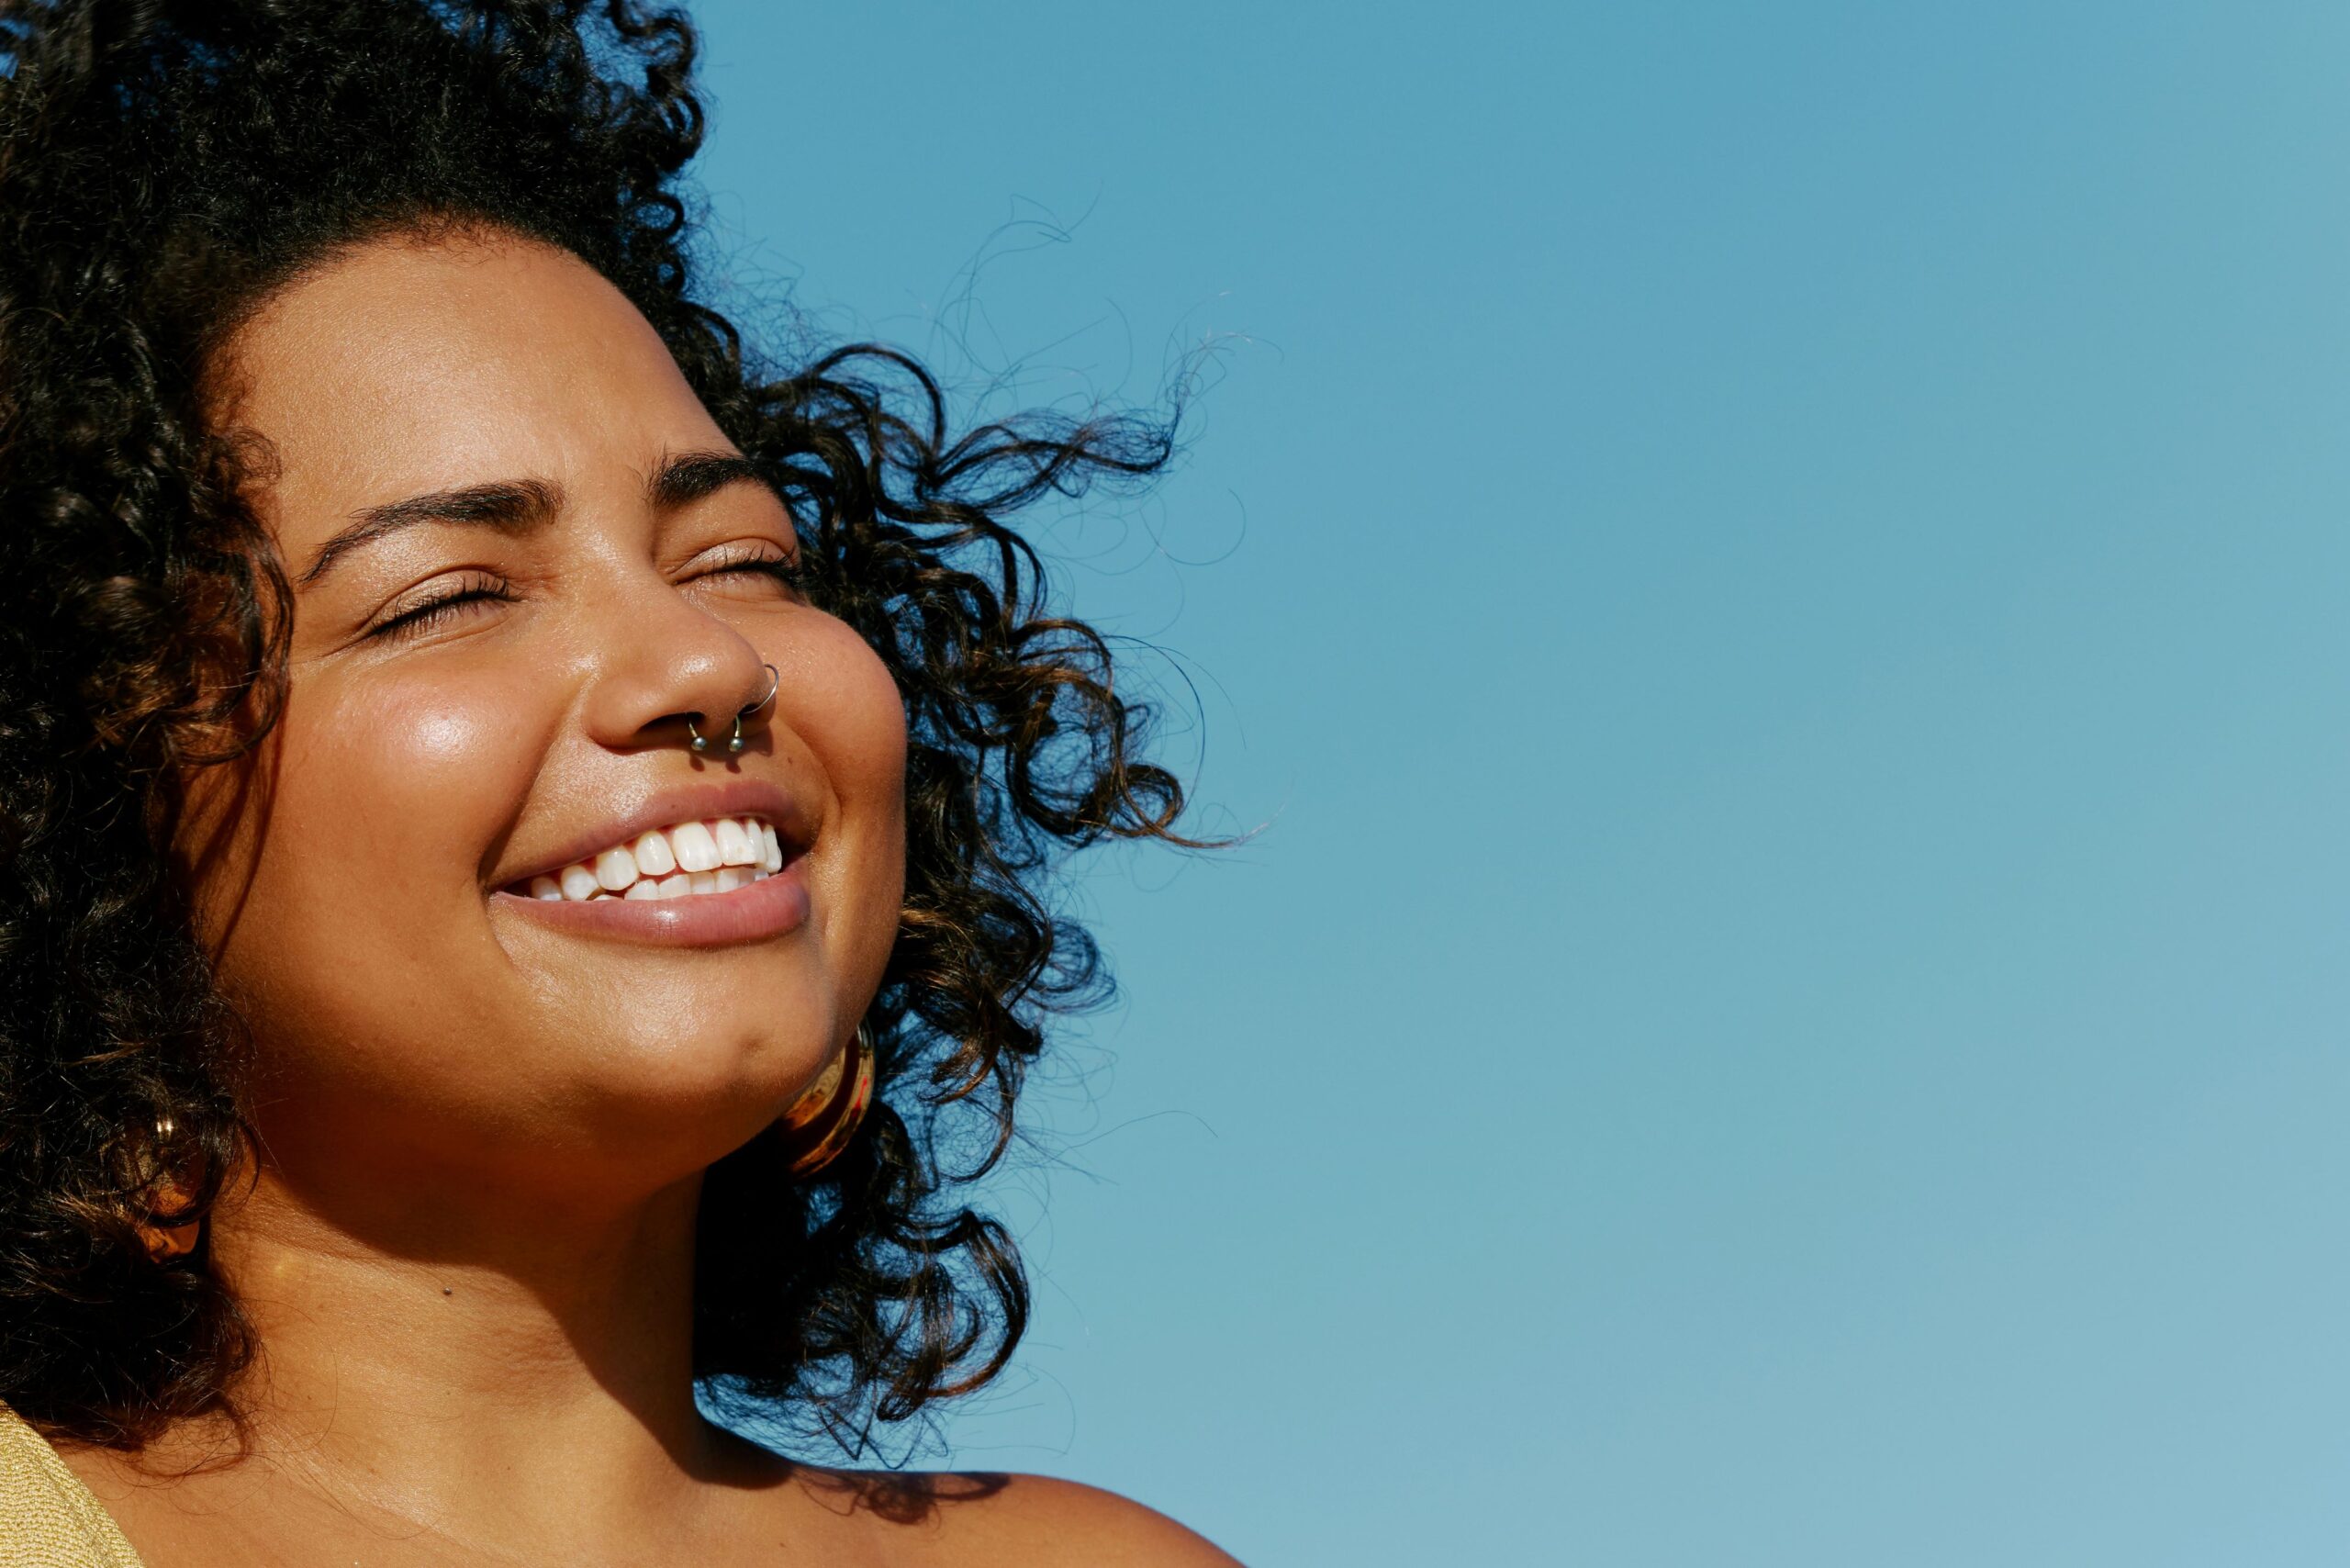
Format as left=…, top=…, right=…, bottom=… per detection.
left=59, top=232, right=1236, bottom=1567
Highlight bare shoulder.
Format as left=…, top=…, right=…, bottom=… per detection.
left=961, top=1474, right=1242, bottom=1567
left=793, top=1466, right=1244, bottom=1568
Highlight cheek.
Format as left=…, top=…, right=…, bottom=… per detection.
left=202, top=668, right=539, bottom=1014
left=793, top=619, right=906, bottom=808
left=778, top=617, right=908, bottom=965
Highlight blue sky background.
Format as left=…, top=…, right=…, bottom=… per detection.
left=688, top=4, right=2350, bottom=1563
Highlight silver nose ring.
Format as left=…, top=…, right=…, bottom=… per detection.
left=689, top=664, right=779, bottom=756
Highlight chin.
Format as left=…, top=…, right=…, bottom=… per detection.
left=562, top=1020, right=840, bottom=1176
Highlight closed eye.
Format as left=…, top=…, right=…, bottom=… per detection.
left=688, top=542, right=803, bottom=593
left=367, top=572, right=517, bottom=642
left=360, top=545, right=798, bottom=647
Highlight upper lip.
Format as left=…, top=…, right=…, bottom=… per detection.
left=488, top=776, right=814, bottom=892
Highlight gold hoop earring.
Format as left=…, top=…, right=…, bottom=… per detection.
left=131, top=1115, right=201, bottom=1261
left=776, top=1025, right=876, bottom=1178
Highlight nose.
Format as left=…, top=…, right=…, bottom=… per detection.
left=576, top=570, right=776, bottom=757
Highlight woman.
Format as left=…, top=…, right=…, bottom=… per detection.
left=0, top=3, right=1237, bottom=1562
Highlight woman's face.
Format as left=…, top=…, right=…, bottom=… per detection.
left=190, top=231, right=905, bottom=1209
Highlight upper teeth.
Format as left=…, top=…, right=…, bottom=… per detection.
left=523, top=816, right=786, bottom=902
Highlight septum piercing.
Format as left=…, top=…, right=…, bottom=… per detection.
left=688, top=664, right=781, bottom=755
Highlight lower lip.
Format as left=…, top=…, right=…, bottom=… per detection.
left=488, top=858, right=813, bottom=947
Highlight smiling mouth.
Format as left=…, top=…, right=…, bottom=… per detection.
left=507, top=815, right=789, bottom=902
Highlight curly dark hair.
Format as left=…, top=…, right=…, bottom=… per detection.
left=0, top=0, right=1198, bottom=1453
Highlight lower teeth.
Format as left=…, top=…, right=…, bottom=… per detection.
left=583, top=868, right=771, bottom=902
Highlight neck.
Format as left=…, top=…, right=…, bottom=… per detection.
left=191, top=1160, right=762, bottom=1543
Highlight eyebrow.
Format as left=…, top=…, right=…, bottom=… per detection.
left=648, top=450, right=772, bottom=510
left=297, top=449, right=779, bottom=588
left=297, top=477, right=559, bottom=586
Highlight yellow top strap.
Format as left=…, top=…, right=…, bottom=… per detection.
left=0, top=1404, right=145, bottom=1568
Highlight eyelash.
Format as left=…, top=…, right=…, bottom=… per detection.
left=366, top=550, right=803, bottom=643
left=369, top=571, right=513, bottom=642
left=701, top=543, right=803, bottom=588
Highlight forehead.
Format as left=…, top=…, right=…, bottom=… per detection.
left=217, top=231, right=725, bottom=555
